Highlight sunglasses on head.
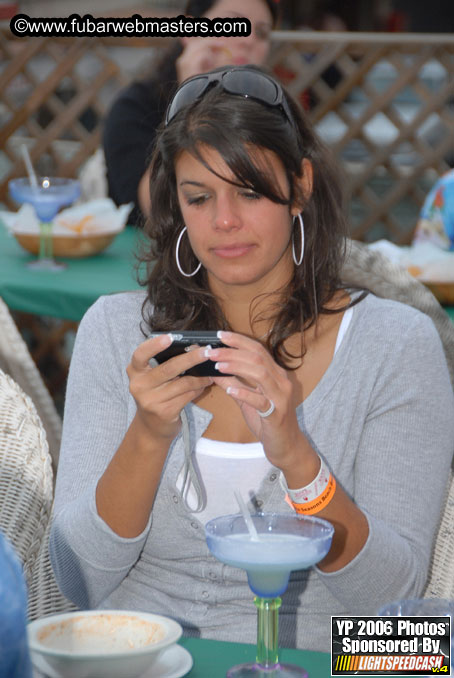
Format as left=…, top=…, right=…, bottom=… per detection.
left=165, top=67, right=296, bottom=129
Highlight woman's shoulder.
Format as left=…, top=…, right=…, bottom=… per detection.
left=103, top=77, right=173, bottom=144
left=357, top=291, right=423, bottom=315
left=349, top=294, right=454, bottom=401
left=95, top=289, right=147, bottom=308
left=81, top=291, right=149, bottom=334
left=106, top=79, right=158, bottom=118
left=110, top=70, right=176, bottom=111
left=68, top=292, right=150, bottom=376
left=353, top=292, right=441, bottom=342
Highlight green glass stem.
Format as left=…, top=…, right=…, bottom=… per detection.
left=39, top=220, right=53, bottom=262
left=254, top=596, right=281, bottom=669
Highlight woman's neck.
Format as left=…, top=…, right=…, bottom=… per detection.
left=207, top=260, right=293, bottom=337
left=212, top=283, right=285, bottom=337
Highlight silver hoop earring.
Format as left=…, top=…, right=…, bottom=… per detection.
left=175, top=226, right=202, bottom=277
left=292, top=213, right=305, bottom=266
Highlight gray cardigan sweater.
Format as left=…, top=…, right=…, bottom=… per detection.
left=50, top=291, right=454, bottom=652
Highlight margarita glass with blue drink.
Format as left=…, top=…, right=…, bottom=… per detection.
left=205, top=513, right=334, bottom=677
left=9, top=176, right=80, bottom=271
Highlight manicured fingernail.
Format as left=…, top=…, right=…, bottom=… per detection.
left=203, top=346, right=212, bottom=357
left=217, top=330, right=231, bottom=340
left=215, top=362, right=228, bottom=371
left=160, top=333, right=174, bottom=346
left=227, top=386, right=239, bottom=396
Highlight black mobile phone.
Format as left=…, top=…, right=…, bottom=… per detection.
left=149, top=331, right=229, bottom=377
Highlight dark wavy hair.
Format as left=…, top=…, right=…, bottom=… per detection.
left=140, top=67, right=359, bottom=367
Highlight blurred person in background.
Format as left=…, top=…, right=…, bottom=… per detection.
left=391, top=0, right=454, bottom=32
left=103, top=0, right=279, bottom=226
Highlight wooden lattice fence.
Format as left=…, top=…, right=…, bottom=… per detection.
left=0, top=32, right=159, bottom=189
left=1, top=27, right=453, bottom=243
left=269, top=31, right=454, bottom=243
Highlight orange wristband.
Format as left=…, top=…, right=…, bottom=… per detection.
left=289, top=473, right=337, bottom=515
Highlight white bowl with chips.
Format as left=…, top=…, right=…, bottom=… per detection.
left=27, top=610, right=182, bottom=678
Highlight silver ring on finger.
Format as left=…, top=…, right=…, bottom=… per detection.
left=257, top=399, right=275, bottom=418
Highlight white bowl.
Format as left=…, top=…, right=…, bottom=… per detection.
left=27, top=610, right=182, bottom=678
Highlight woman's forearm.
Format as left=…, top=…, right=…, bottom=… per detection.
left=314, top=486, right=369, bottom=572
left=280, top=434, right=369, bottom=573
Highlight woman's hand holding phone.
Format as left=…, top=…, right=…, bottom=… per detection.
left=97, top=334, right=215, bottom=538
left=151, top=331, right=229, bottom=376
left=127, top=333, right=214, bottom=444
left=206, top=331, right=307, bottom=472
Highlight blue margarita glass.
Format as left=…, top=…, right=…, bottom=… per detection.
left=206, top=513, right=334, bottom=678
left=9, top=177, right=80, bottom=271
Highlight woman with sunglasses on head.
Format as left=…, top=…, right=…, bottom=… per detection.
left=51, top=66, right=454, bottom=652
left=103, top=0, right=277, bottom=226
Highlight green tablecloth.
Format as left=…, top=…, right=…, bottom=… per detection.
left=0, top=225, right=142, bottom=321
left=1, top=223, right=453, bottom=324
left=180, top=637, right=331, bottom=677
left=180, top=637, right=418, bottom=677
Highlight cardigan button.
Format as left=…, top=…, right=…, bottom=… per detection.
left=269, top=473, right=277, bottom=482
